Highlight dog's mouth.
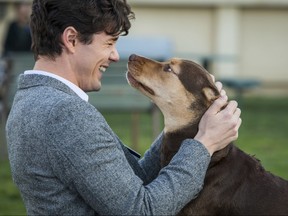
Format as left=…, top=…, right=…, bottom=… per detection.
left=126, top=72, right=155, bottom=96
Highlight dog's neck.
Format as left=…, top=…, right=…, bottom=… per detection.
left=161, top=114, right=201, bottom=167
left=162, top=121, right=231, bottom=167
left=163, top=113, right=197, bottom=134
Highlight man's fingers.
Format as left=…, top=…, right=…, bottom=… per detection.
left=208, top=95, right=228, bottom=114
left=223, top=100, right=238, bottom=115
left=210, top=74, right=215, bottom=83
left=220, top=89, right=226, bottom=97
left=230, top=117, right=242, bottom=141
left=234, top=108, right=241, bottom=117
left=236, top=117, right=242, bottom=130
left=215, top=81, right=223, bottom=92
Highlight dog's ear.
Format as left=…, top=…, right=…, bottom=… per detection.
left=202, top=87, right=219, bottom=102
left=202, top=87, right=228, bottom=110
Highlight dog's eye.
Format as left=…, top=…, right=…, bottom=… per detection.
left=163, top=64, right=173, bottom=72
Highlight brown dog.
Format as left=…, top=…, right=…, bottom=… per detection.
left=126, top=54, right=288, bottom=215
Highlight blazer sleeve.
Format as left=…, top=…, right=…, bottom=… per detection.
left=138, top=132, right=163, bottom=184
left=46, top=98, right=211, bottom=215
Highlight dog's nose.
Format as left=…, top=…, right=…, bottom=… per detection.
left=129, top=54, right=137, bottom=61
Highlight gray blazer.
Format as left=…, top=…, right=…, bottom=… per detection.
left=6, top=74, right=210, bottom=215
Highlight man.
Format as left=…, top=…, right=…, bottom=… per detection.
left=6, top=0, right=241, bottom=215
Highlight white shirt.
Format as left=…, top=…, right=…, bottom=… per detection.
left=24, top=70, right=89, bottom=102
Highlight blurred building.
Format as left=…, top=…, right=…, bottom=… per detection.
left=0, top=0, right=288, bottom=95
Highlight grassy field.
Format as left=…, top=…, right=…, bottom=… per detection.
left=0, top=96, right=288, bottom=215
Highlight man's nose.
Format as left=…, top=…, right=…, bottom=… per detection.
left=110, top=48, right=120, bottom=62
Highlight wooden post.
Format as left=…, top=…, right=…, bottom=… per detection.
left=152, top=104, right=162, bottom=139
left=131, top=111, right=139, bottom=151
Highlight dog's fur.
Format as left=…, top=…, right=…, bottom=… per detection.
left=126, top=54, right=288, bottom=215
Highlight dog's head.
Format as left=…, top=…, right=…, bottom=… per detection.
left=127, top=54, right=220, bottom=132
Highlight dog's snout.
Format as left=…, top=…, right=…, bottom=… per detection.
left=129, top=54, right=137, bottom=61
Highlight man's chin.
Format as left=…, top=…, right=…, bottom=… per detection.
left=83, top=84, right=101, bottom=92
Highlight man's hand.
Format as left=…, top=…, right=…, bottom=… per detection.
left=194, top=81, right=242, bottom=156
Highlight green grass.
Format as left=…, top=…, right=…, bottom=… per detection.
left=0, top=161, right=26, bottom=215
left=0, top=96, right=288, bottom=215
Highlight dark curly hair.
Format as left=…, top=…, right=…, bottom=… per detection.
left=30, top=0, right=134, bottom=60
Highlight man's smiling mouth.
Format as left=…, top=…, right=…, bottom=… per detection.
left=99, top=66, right=107, bottom=73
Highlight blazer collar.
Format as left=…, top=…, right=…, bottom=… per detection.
left=18, top=74, right=80, bottom=99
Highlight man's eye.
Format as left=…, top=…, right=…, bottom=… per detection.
left=106, top=40, right=115, bottom=46
left=163, top=64, right=172, bottom=72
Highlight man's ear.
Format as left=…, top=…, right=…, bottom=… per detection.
left=61, top=26, right=78, bottom=53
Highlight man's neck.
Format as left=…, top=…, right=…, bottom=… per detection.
left=33, top=56, right=77, bottom=86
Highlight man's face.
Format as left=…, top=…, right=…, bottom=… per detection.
left=73, top=32, right=120, bottom=92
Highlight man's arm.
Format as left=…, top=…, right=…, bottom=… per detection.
left=138, top=132, right=163, bottom=184
left=47, top=98, right=211, bottom=215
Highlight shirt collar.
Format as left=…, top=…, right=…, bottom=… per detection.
left=24, top=70, right=89, bottom=102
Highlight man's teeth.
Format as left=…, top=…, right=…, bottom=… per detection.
left=99, top=66, right=107, bottom=73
